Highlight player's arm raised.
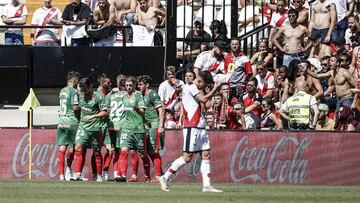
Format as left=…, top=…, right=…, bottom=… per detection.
left=195, top=81, right=221, bottom=104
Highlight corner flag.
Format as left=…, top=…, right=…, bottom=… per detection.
left=19, top=88, right=41, bottom=180
left=19, top=88, right=41, bottom=111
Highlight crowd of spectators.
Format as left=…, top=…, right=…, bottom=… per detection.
left=166, top=0, right=360, bottom=131
left=0, top=0, right=166, bottom=46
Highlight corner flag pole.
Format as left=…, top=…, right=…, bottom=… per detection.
left=29, top=108, right=33, bottom=180
left=20, top=88, right=40, bottom=180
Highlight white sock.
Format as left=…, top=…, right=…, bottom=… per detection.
left=201, top=160, right=211, bottom=187
left=114, top=171, right=118, bottom=178
left=164, top=156, right=186, bottom=180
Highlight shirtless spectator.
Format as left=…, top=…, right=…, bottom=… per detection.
left=113, top=0, right=136, bottom=43
left=135, top=0, right=165, bottom=46
left=350, top=31, right=360, bottom=88
left=296, top=60, right=324, bottom=100
left=92, top=0, right=116, bottom=46
left=309, top=0, right=336, bottom=58
left=158, top=66, right=184, bottom=110
left=176, top=17, right=211, bottom=69
left=292, top=0, right=309, bottom=27
left=62, top=0, right=91, bottom=46
left=193, top=40, right=227, bottom=83
left=224, top=37, right=251, bottom=95
left=255, top=61, right=275, bottom=99
left=274, top=65, right=288, bottom=102
left=1, top=0, right=28, bottom=45
left=31, top=0, right=62, bottom=46
left=274, top=8, right=312, bottom=68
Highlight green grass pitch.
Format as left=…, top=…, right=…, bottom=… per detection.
left=1, top=180, right=360, bottom=203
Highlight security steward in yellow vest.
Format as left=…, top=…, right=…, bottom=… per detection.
left=280, top=80, right=320, bottom=130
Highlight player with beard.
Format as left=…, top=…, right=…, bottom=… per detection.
left=71, top=78, right=108, bottom=181
left=137, top=75, right=165, bottom=182
left=116, top=76, right=147, bottom=182
left=159, top=71, right=223, bottom=193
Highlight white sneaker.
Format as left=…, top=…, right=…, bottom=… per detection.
left=70, top=173, right=81, bottom=181
left=96, top=175, right=103, bottom=182
left=103, top=172, right=112, bottom=181
left=202, top=186, right=223, bottom=193
left=65, top=168, right=72, bottom=181
left=159, top=176, right=170, bottom=192
left=79, top=175, right=88, bottom=181
left=59, top=174, right=65, bottom=181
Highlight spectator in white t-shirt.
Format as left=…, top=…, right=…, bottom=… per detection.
left=0, top=0, right=28, bottom=45
left=345, top=15, right=358, bottom=51
left=158, top=66, right=185, bottom=110
left=31, top=0, right=63, bottom=46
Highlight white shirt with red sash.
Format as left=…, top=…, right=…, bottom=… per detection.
left=0, top=2, right=27, bottom=33
left=158, top=79, right=185, bottom=109
left=194, top=50, right=225, bottom=75
left=256, top=71, right=275, bottom=97
left=182, top=83, right=206, bottom=128
left=31, top=6, right=62, bottom=43
left=270, top=10, right=289, bottom=29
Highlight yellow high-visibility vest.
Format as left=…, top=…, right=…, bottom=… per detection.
left=287, top=91, right=311, bottom=125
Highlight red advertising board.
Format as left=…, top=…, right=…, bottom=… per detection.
left=1, top=129, right=360, bottom=185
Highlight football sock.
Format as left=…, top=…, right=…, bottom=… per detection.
left=81, top=149, right=87, bottom=173
left=113, top=150, right=120, bottom=177
left=142, top=155, right=151, bottom=177
left=95, top=154, right=103, bottom=176
left=201, top=160, right=211, bottom=187
left=119, top=150, right=129, bottom=177
left=65, top=150, right=74, bottom=168
left=130, top=151, right=139, bottom=176
left=103, top=151, right=113, bottom=172
left=74, top=151, right=83, bottom=173
left=91, top=153, right=97, bottom=176
left=163, top=156, right=186, bottom=179
left=58, top=150, right=65, bottom=175
left=149, top=153, right=163, bottom=176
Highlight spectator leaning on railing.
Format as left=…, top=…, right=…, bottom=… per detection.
left=0, top=0, right=27, bottom=45
left=31, top=0, right=63, bottom=46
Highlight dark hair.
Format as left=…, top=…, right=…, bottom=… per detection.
left=67, top=71, right=81, bottom=82
left=287, top=59, right=300, bottom=82
left=198, top=71, right=214, bottom=85
left=247, top=76, right=258, bottom=86
left=263, top=98, right=275, bottom=112
left=288, top=8, right=299, bottom=17
left=299, top=59, right=311, bottom=68
left=339, top=53, right=351, bottom=62
left=79, top=78, right=93, bottom=91
left=166, top=66, right=176, bottom=73
left=320, top=55, right=331, bottom=62
left=214, top=91, right=223, bottom=98
left=138, top=75, right=152, bottom=85
left=97, top=73, right=110, bottom=85
left=185, top=68, right=196, bottom=79
left=278, top=65, right=288, bottom=70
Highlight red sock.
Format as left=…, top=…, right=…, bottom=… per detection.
left=103, top=151, right=113, bottom=172
left=119, top=150, right=129, bottom=177
left=150, top=153, right=163, bottom=177
left=95, top=154, right=103, bottom=176
left=130, top=152, right=139, bottom=176
left=58, top=150, right=65, bottom=175
left=74, top=151, right=83, bottom=173
left=81, top=149, right=87, bottom=173
left=142, top=155, right=151, bottom=177
left=65, top=150, right=74, bottom=168
left=91, top=153, right=97, bottom=176
left=113, top=151, right=120, bottom=173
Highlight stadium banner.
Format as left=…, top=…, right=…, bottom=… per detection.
left=1, top=129, right=360, bottom=185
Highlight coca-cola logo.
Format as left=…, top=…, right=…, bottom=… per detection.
left=164, top=153, right=202, bottom=180
left=12, top=133, right=58, bottom=178
left=230, top=136, right=311, bottom=184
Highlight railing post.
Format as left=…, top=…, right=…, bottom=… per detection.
left=165, top=0, right=177, bottom=67
left=231, top=0, right=238, bottom=38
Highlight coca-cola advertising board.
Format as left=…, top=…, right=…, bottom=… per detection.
left=1, top=129, right=360, bottom=185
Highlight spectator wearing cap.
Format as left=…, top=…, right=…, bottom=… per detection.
left=316, top=103, right=335, bottom=131
left=176, top=17, right=211, bottom=70
left=193, top=40, right=227, bottom=83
